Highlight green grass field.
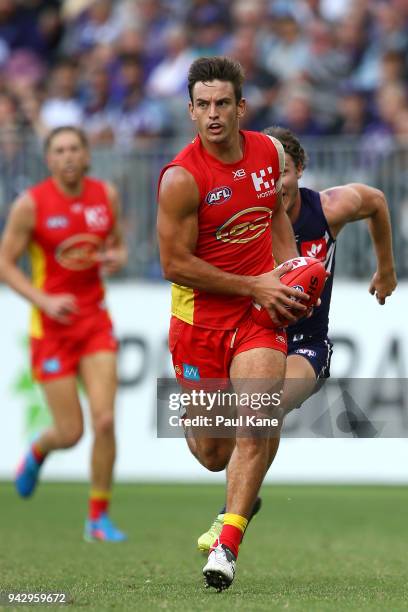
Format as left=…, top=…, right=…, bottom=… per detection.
left=1, top=483, right=408, bottom=611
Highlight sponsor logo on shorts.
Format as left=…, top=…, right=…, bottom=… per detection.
left=183, top=363, right=200, bottom=381
left=174, top=365, right=182, bottom=376
left=216, top=207, right=272, bottom=244
left=275, top=334, right=286, bottom=344
left=295, top=348, right=317, bottom=358
left=206, top=186, right=232, bottom=205
left=42, top=358, right=61, bottom=374
left=46, top=216, right=69, bottom=229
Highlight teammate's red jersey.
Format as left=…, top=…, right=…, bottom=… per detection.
left=159, top=130, right=284, bottom=329
left=28, top=176, right=114, bottom=338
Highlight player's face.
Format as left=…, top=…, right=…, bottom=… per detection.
left=189, top=80, right=246, bottom=144
left=46, top=131, right=90, bottom=185
left=282, top=152, right=302, bottom=213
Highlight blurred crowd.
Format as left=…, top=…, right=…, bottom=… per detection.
left=0, top=0, right=406, bottom=145
left=0, top=0, right=407, bottom=239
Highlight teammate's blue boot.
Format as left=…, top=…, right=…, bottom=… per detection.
left=15, top=445, right=44, bottom=498
left=84, top=513, right=128, bottom=542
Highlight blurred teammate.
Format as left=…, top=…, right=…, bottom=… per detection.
left=198, top=125, right=397, bottom=551
left=0, top=126, right=128, bottom=542
left=158, top=57, right=310, bottom=590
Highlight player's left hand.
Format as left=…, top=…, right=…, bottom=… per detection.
left=368, top=268, right=397, bottom=305
left=95, top=236, right=128, bottom=275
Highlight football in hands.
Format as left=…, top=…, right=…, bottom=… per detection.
left=252, top=256, right=328, bottom=328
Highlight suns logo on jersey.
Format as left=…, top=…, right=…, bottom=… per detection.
left=216, top=207, right=272, bottom=244
left=56, top=234, right=103, bottom=270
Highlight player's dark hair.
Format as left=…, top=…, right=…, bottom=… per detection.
left=44, top=126, right=89, bottom=152
left=263, top=126, right=308, bottom=170
left=188, top=56, right=244, bottom=103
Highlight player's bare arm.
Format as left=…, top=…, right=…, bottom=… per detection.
left=97, top=182, right=128, bottom=275
left=267, top=137, right=298, bottom=264
left=271, top=190, right=299, bottom=263
left=0, top=194, right=78, bottom=323
left=322, top=183, right=397, bottom=304
left=158, top=166, right=308, bottom=323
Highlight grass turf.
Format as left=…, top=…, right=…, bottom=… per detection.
left=0, top=483, right=407, bottom=611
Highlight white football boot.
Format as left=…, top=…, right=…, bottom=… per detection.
left=203, top=539, right=237, bottom=591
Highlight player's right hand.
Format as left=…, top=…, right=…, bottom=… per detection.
left=251, top=262, right=310, bottom=325
left=38, top=293, right=78, bottom=324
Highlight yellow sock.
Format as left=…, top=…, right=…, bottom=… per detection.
left=90, top=489, right=111, bottom=500
left=223, top=512, right=248, bottom=534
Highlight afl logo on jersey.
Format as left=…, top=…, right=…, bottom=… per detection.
left=206, top=186, right=232, bottom=205
left=56, top=233, right=103, bottom=270
left=216, top=207, right=272, bottom=244
left=46, top=215, right=69, bottom=229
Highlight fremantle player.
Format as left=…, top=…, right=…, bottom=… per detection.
left=268, top=126, right=396, bottom=408
left=0, top=127, right=128, bottom=542
left=158, top=58, right=310, bottom=590
left=198, top=126, right=397, bottom=552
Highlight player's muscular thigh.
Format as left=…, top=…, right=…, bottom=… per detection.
left=230, top=347, right=286, bottom=392
left=184, top=389, right=235, bottom=472
left=230, top=347, right=286, bottom=427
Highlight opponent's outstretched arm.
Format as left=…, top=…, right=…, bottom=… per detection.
left=321, top=183, right=397, bottom=304
left=157, top=165, right=308, bottom=323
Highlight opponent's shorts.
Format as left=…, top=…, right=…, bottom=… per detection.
left=31, top=310, right=118, bottom=382
left=169, top=315, right=287, bottom=389
left=287, top=333, right=333, bottom=381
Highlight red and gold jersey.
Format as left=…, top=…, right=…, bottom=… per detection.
left=28, top=176, right=114, bottom=338
left=159, top=130, right=285, bottom=329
